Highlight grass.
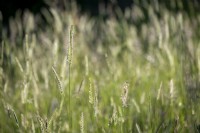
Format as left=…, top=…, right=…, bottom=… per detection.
left=1, top=2, right=200, bottom=133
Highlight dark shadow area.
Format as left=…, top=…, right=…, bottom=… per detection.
left=1, top=0, right=200, bottom=23
left=0, top=0, right=49, bottom=25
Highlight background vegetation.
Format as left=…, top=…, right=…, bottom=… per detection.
left=0, top=1, right=200, bottom=132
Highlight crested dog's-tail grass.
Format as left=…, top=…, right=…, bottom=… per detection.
left=68, top=25, right=75, bottom=131
left=80, top=112, right=84, bottom=133
left=47, top=66, right=65, bottom=131
left=89, top=77, right=93, bottom=105
left=121, top=82, right=129, bottom=107
left=52, top=66, right=63, bottom=94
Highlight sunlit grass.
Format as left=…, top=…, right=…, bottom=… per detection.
left=1, top=2, right=200, bottom=133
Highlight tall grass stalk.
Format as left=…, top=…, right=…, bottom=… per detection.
left=80, top=112, right=84, bottom=133
left=31, top=120, right=35, bottom=133
left=121, top=82, right=129, bottom=133
left=48, top=66, right=65, bottom=131
left=68, top=25, right=75, bottom=131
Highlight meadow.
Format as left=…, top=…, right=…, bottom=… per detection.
left=0, top=2, right=200, bottom=132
